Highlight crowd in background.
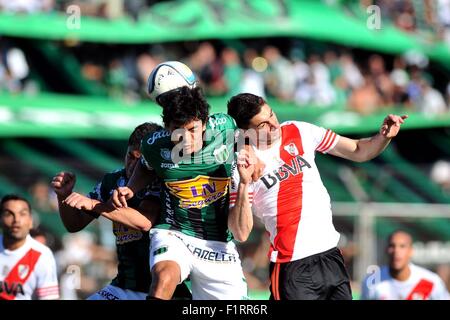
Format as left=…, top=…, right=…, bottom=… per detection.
left=359, top=0, right=450, bottom=45
left=62, top=41, right=450, bottom=114
left=2, top=37, right=449, bottom=115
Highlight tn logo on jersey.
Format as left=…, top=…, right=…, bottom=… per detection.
left=166, top=175, right=230, bottom=209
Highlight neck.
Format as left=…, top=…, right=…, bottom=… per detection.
left=389, top=265, right=411, bottom=281
left=2, top=235, right=27, bottom=251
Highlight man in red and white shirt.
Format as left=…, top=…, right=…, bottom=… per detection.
left=361, top=230, right=449, bottom=300
left=0, top=194, right=59, bottom=300
left=227, top=93, right=407, bottom=300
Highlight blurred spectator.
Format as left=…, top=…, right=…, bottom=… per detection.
left=240, top=48, right=266, bottom=98
left=361, top=230, right=449, bottom=300
left=436, top=0, right=450, bottom=46
left=308, top=54, right=337, bottom=106
left=30, top=180, right=58, bottom=213
left=263, top=46, right=296, bottom=102
left=189, top=42, right=224, bottom=96
left=221, top=47, right=243, bottom=96
left=348, top=74, right=383, bottom=114
left=430, top=160, right=450, bottom=194
left=368, top=54, right=395, bottom=105
left=390, top=56, right=410, bottom=105
left=418, top=78, right=448, bottom=114
left=0, top=0, right=54, bottom=13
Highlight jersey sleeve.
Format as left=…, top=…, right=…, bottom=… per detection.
left=87, top=181, right=103, bottom=201
left=229, top=159, right=255, bottom=209
left=297, top=121, right=340, bottom=154
left=35, top=250, right=59, bottom=300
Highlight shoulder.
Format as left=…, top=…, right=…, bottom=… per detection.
left=95, top=168, right=127, bottom=192
left=281, top=121, right=319, bottom=131
left=208, top=113, right=237, bottom=131
left=411, top=264, right=443, bottom=283
left=102, top=168, right=126, bottom=182
left=27, top=236, right=55, bottom=261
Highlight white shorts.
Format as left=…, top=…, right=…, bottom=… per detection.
left=149, top=228, right=248, bottom=300
left=87, top=284, right=147, bottom=300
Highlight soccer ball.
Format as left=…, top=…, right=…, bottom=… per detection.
left=147, top=61, right=197, bottom=104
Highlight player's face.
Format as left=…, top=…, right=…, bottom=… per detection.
left=169, top=119, right=206, bottom=155
left=387, top=233, right=413, bottom=272
left=125, top=146, right=141, bottom=179
left=0, top=200, right=33, bottom=241
left=247, top=104, right=280, bottom=148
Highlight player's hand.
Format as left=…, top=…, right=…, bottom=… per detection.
left=243, top=144, right=264, bottom=182
left=237, top=149, right=255, bottom=185
left=63, top=192, right=95, bottom=211
left=111, top=187, right=134, bottom=208
left=51, top=172, right=76, bottom=199
left=379, top=114, right=408, bottom=139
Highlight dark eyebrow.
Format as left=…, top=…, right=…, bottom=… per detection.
left=256, top=109, right=273, bottom=127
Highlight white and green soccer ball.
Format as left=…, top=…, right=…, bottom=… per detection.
left=147, top=61, right=197, bottom=105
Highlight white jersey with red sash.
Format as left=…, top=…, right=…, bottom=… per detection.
left=361, top=264, right=450, bottom=300
left=230, top=121, right=341, bottom=263
left=0, top=235, right=59, bottom=300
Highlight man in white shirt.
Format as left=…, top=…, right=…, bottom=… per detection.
left=0, top=194, right=59, bottom=300
left=361, top=230, right=449, bottom=300
left=227, top=93, right=407, bottom=300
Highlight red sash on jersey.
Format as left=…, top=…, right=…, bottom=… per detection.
left=0, top=248, right=41, bottom=300
left=406, top=279, right=434, bottom=300
left=273, top=123, right=304, bottom=263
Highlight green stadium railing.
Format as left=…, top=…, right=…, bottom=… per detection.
left=50, top=139, right=123, bottom=173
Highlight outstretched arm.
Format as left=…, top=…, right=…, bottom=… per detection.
left=63, top=192, right=160, bottom=232
left=328, top=114, right=408, bottom=162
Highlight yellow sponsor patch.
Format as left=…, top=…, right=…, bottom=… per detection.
left=113, top=222, right=143, bottom=245
left=166, top=175, right=230, bottom=209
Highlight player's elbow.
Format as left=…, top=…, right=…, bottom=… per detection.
left=230, top=224, right=252, bottom=243
left=140, top=221, right=152, bottom=232
left=63, top=223, right=85, bottom=233
left=233, top=231, right=250, bottom=243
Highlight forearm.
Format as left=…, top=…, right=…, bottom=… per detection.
left=228, top=183, right=253, bottom=242
left=92, top=201, right=153, bottom=232
left=57, top=196, right=94, bottom=232
left=354, top=133, right=391, bottom=162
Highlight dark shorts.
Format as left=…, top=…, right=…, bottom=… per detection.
left=269, top=247, right=352, bottom=300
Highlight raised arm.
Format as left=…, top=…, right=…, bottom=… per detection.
left=51, top=172, right=95, bottom=233
left=328, top=114, right=408, bottom=162
left=228, top=149, right=254, bottom=242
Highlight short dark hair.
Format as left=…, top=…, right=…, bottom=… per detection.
left=227, top=93, right=266, bottom=129
left=128, top=122, right=163, bottom=148
left=1, top=194, right=31, bottom=212
left=387, top=229, right=413, bottom=246
left=159, top=86, right=210, bottom=128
